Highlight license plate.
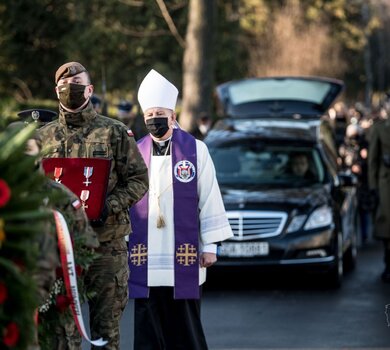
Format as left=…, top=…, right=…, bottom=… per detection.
left=218, top=242, right=269, bottom=257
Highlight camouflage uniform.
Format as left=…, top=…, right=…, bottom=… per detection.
left=7, top=117, right=99, bottom=350
left=38, top=179, right=100, bottom=350
left=29, top=219, right=57, bottom=350
left=34, top=219, right=57, bottom=305
left=37, top=102, right=148, bottom=349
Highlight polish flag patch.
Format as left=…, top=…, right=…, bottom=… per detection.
left=72, top=199, right=82, bottom=210
left=127, top=129, right=134, bottom=137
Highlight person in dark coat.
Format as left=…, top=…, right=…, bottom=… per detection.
left=341, top=124, right=372, bottom=243
left=191, top=113, right=213, bottom=141
left=289, top=153, right=317, bottom=181
left=117, top=100, right=148, bottom=141
left=368, top=118, right=390, bottom=282
left=91, top=95, right=103, bottom=114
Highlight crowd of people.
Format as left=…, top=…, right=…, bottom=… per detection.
left=327, top=101, right=390, bottom=283
left=90, top=95, right=148, bottom=141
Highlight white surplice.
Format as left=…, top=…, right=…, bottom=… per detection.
left=147, top=139, right=233, bottom=286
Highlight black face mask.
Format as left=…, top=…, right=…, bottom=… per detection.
left=146, top=117, right=169, bottom=138
left=58, top=83, right=88, bottom=110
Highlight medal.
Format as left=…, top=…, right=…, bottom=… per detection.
left=54, top=167, right=63, bottom=183
left=83, top=166, right=93, bottom=186
left=80, top=190, right=90, bottom=210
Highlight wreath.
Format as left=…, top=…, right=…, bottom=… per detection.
left=0, top=122, right=97, bottom=349
left=0, top=123, right=52, bottom=349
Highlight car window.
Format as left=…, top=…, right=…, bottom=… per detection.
left=227, top=79, right=332, bottom=105
left=210, top=141, right=325, bottom=188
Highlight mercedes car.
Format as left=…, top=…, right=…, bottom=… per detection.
left=206, top=77, right=358, bottom=287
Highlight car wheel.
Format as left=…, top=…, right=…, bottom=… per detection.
left=326, top=231, right=343, bottom=288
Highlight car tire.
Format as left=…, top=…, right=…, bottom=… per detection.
left=326, top=231, right=343, bottom=288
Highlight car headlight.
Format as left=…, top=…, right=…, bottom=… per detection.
left=304, top=205, right=333, bottom=230
left=286, top=215, right=307, bottom=233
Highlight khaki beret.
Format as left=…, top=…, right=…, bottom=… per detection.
left=55, top=62, right=87, bottom=84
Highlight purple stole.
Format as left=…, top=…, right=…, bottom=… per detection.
left=129, top=129, right=199, bottom=299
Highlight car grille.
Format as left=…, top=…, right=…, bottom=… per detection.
left=226, top=211, right=288, bottom=241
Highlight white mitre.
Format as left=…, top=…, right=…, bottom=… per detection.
left=138, top=69, right=179, bottom=112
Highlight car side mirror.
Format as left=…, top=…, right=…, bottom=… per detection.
left=338, top=172, right=358, bottom=187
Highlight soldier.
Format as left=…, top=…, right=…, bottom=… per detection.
left=4, top=122, right=58, bottom=308
left=39, top=178, right=100, bottom=350
left=6, top=121, right=98, bottom=350
left=368, top=118, right=390, bottom=282
left=116, top=100, right=148, bottom=140
left=16, top=109, right=57, bottom=159
left=37, top=62, right=149, bottom=349
left=17, top=109, right=58, bottom=125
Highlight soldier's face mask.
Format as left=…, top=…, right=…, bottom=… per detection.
left=145, top=117, right=170, bottom=138
left=58, top=83, right=89, bottom=110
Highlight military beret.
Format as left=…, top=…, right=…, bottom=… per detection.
left=17, top=109, right=58, bottom=123
left=55, top=61, right=87, bottom=84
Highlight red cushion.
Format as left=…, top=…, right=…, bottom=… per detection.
left=42, top=158, right=111, bottom=220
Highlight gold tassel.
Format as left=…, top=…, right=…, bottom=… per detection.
left=157, top=214, right=166, bottom=228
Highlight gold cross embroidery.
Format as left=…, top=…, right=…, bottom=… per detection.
left=130, top=244, right=148, bottom=266
left=176, top=244, right=197, bottom=266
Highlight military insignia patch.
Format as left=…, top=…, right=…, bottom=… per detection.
left=127, top=129, right=134, bottom=137
left=174, top=160, right=196, bottom=183
left=31, top=110, right=40, bottom=121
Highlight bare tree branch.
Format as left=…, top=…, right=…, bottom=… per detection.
left=155, top=0, right=186, bottom=48
left=94, top=20, right=171, bottom=38
left=117, top=0, right=144, bottom=7
left=12, top=77, right=33, bottom=102
left=120, top=28, right=171, bottom=37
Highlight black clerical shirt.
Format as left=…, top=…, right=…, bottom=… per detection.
left=152, top=139, right=171, bottom=156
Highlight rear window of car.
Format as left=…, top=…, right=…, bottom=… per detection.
left=228, top=79, right=332, bottom=106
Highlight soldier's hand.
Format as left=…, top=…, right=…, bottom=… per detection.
left=200, top=253, right=217, bottom=268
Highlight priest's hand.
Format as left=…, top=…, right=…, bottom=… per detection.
left=200, top=253, right=217, bottom=268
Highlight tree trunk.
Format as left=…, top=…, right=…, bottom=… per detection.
left=362, top=3, right=373, bottom=108
left=180, top=0, right=215, bottom=132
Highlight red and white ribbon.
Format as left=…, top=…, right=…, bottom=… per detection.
left=53, top=210, right=107, bottom=347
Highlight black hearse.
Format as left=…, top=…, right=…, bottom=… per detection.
left=206, top=77, right=357, bottom=286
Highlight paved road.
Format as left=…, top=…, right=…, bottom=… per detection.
left=83, top=239, right=390, bottom=349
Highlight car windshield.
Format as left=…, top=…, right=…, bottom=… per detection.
left=209, top=141, right=325, bottom=188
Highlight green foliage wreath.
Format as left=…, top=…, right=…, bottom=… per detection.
left=0, top=123, right=52, bottom=349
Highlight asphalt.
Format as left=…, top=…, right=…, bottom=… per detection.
left=82, top=238, right=390, bottom=349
